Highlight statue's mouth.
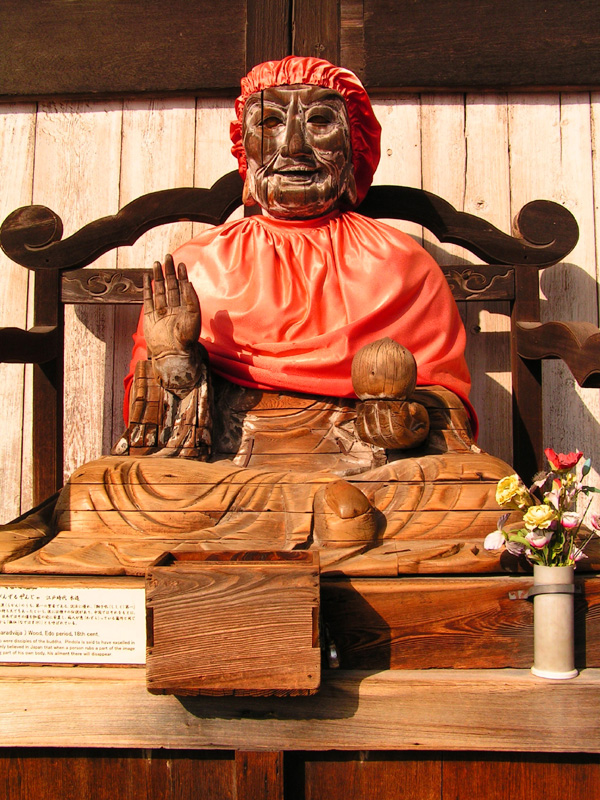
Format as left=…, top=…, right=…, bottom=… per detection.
left=270, top=159, right=320, bottom=180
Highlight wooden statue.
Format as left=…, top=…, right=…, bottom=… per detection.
left=1, top=57, right=517, bottom=577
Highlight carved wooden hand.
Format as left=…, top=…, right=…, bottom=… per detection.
left=351, top=338, right=430, bottom=450
left=143, top=254, right=204, bottom=397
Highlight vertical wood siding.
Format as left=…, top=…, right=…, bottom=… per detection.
left=0, top=93, right=598, bottom=522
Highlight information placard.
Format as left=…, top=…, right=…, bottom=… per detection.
left=0, top=584, right=146, bottom=664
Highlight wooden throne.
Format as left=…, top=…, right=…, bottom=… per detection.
left=1, top=170, right=600, bottom=680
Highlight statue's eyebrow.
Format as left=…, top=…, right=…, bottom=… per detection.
left=256, top=99, right=288, bottom=111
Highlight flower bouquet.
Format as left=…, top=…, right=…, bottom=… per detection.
left=484, top=448, right=600, bottom=567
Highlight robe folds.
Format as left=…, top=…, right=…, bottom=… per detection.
left=126, top=210, right=475, bottom=431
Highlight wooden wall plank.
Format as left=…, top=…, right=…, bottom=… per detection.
left=420, top=95, right=468, bottom=265
left=32, top=102, right=123, bottom=482
left=463, top=94, right=512, bottom=463
left=0, top=104, right=35, bottom=523
left=112, top=98, right=197, bottom=446
left=508, top=94, right=600, bottom=501
left=371, top=96, right=422, bottom=243
left=118, top=99, right=197, bottom=269
left=4, top=1, right=600, bottom=98
left=0, top=0, right=247, bottom=99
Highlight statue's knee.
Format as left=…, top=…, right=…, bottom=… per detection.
left=313, top=480, right=381, bottom=547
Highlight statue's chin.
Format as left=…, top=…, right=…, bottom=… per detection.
left=255, top=175, right=341, bottom=220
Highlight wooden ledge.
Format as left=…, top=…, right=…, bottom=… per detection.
left=2, top=666, right=600, bottom=752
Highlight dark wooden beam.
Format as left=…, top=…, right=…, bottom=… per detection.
left=0, top=0, right=247, bottom=100
left=32, top=271, right=63, bottom=504
left=293, top=0, right=340, bottom=63
left=246, top=0, right=292, bottom=69
left=344, top=0, right=600, bottom=90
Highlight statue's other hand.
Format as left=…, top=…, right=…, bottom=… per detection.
left=143, top=254, right=204, bottom=397
left=355, top=399, right=430, bottom=450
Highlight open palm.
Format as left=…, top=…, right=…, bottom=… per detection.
left=143, top=254, right=201, bottom=358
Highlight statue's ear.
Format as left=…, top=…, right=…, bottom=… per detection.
left=340, top=167, right=358, bottom=209
left=242, top=176, right=256, bottom=206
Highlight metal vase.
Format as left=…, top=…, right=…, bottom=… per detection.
left=531, top=564, right=578, bottom=680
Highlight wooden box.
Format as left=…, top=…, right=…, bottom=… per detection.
left=145, top=550, right=320, bottom=696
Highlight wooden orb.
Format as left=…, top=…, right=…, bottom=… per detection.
left=351, top=338, right=417, bottom=400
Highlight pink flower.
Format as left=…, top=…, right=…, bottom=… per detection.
left=571, top=546, right=589, bottom=562
left=545, top=448, right=583, bottom=471
left=525, top=530, right=553, bottom=549
left=561, top=512, right=581, bottom=530
left=590, top=513, right=600, bottom=531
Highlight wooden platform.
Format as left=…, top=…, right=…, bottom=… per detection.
left=2, top=666, right=600, bottom=753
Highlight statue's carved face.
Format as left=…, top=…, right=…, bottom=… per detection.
left=242, top=84, right=356, bottom=219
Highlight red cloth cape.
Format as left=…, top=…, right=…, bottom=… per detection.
left=125, top=212, right=476, bottom=433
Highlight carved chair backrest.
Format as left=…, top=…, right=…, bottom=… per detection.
left=0, top=171, right=585, bottom=505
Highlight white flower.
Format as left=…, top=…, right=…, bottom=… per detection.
left=484, top=530, right=506, bottom=551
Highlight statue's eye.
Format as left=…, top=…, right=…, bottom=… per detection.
left=307, top=114, right=331, bottom=127
left=260, top=115, right=284, bottom=129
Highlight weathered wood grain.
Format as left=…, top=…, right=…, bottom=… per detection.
left=2, top=666, right=600, bottom=751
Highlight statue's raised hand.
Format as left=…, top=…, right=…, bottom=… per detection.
left=143, top=254, right=204, bottom=397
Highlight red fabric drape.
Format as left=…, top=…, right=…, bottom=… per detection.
left=125, top=212, right=476, bottom=434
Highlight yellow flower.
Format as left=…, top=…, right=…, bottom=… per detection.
left=523, top=503, right=557, bottom=531
left=496, top=475, right=533, bottom=509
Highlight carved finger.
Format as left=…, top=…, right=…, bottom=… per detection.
left=178, top=262, right=201, bottom=319
left=164, top=253, right=180, bottom=307
left=153, top=261, right=166, bottom=314
left=142, top=272, right=154, bottom=317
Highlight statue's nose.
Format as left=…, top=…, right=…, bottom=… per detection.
left=281, top=114, right=311, bottom=157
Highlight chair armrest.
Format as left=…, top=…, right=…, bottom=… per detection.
left=516, top=320, right=600, bottom=387
left=0, top=324, right=59, bottom=364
